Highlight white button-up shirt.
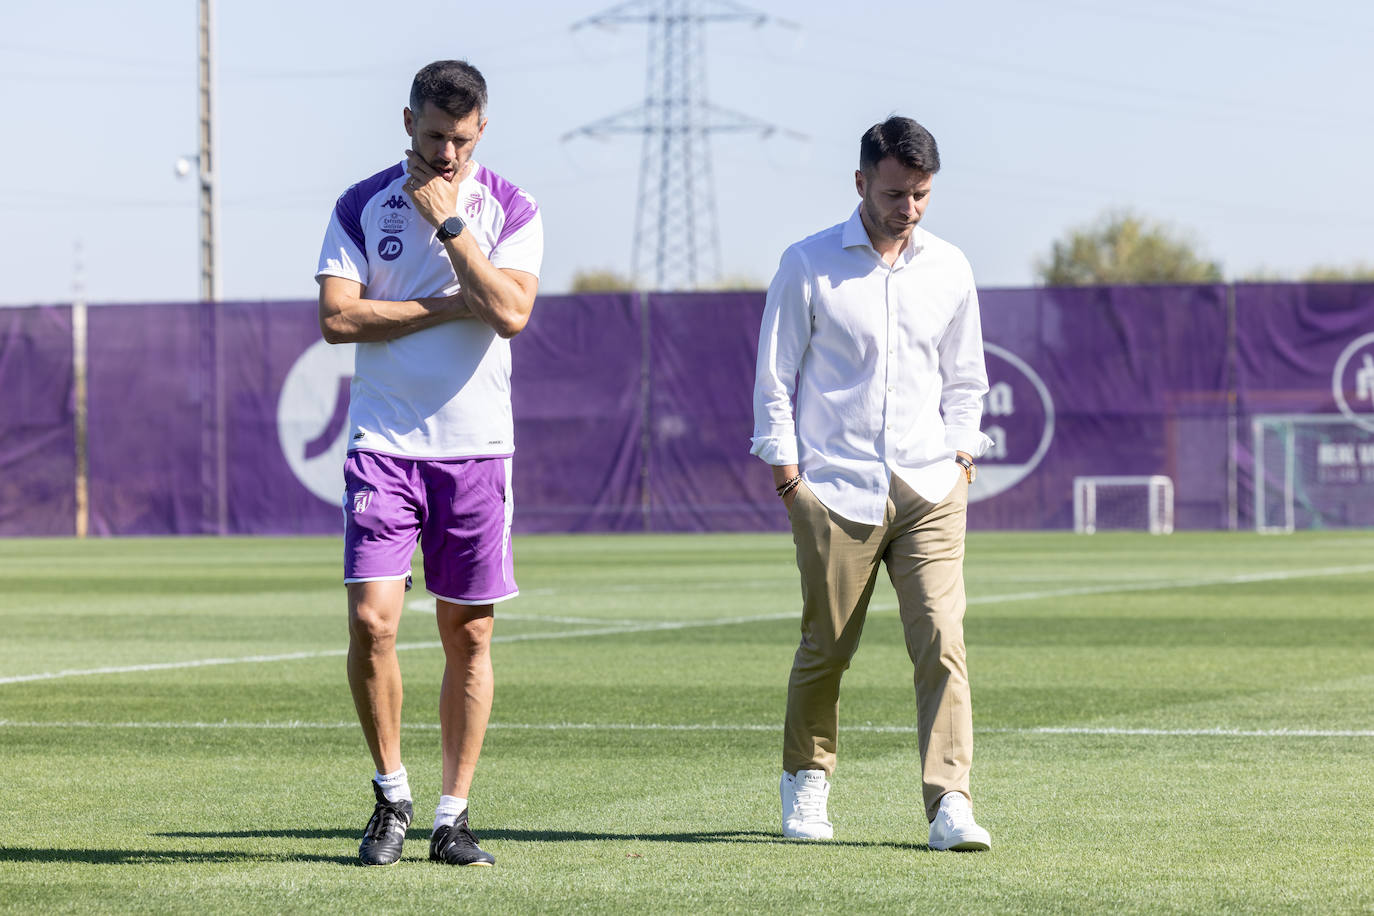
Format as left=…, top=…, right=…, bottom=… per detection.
left=751, top=207, right=993, bottom=525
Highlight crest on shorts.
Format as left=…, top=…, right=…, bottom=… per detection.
left=352, top=488, right=374, bottom=514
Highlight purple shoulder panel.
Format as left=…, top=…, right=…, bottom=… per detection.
left=474, top=165, right=539, bottom=246
left=333, top=162, right=405, bottom=255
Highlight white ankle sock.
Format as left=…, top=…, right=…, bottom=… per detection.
left=434, top=795, right=468, bottom=830
left=373, top=766, right=411, bottom=803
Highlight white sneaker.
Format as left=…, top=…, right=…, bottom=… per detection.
left=780, top=769, right=834, bottom=839
left=928, top=792, right=991, bottom=851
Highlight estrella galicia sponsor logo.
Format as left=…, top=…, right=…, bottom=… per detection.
left=973, top=343, right=1055, bottom=503
left=1333, top=332, right=1374, bottom=433
left=380, top=194, right=411, bottom=209
left=377, top=236, right=403, bottom=261
left=464, top=192, right=483, bottom=219
left=379, top=211, right=409, bottom=234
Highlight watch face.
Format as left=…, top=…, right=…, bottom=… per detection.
left=438, top=216, right=464, bottom=239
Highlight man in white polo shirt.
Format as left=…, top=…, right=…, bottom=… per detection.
left=751, top=116, right=993, bottom=850
left=315, top=59, right=542, bottom=868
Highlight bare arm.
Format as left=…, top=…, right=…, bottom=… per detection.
left=405, top=151, right=539, bottom=339
left=441, top=240, right=538, bottom=339
left=317, top=275, right=473, bottom=344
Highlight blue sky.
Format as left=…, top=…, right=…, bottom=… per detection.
left=2, top=0, right=1371, bottom=305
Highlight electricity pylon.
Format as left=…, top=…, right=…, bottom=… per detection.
left=566, top=0, right=796, bottom=291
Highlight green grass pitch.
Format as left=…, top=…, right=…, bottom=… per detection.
left=2, top=531, right=1372, bottom=913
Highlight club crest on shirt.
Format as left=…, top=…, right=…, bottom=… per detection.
left=378, top=211, right=410, bottom=234
left=464, top=192, right=483, bottom=219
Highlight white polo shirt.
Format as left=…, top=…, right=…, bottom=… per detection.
left=751, top=206, right=993, bottom=525
left=316, top=160, right=543, bottom=459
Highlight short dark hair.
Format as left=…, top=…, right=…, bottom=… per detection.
left=409, top=60, right=488, bottom=119
left=859, top=117, right=940, bottom=175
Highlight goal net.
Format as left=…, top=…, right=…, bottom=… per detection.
left=1252, top=414, right=1374, bottom=533
left=1073, top=476, right=1174, bottom=534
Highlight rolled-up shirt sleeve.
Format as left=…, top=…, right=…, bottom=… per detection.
left=938, top=282, right=995, bottom=459
left=750, top=246, right=813, bottom=466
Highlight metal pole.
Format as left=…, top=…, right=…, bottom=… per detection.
left=73, top=241, right=89, bottom=539
left=1225, top=283, right=1238, bottom=530
left=198, top=0, right=220, bottom=302
left=639, top=291, right=652, bottom=530
left=197, top=0, right=227, bottom=533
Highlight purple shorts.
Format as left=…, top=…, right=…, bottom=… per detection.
left=342, top=451, right=517, bottom=605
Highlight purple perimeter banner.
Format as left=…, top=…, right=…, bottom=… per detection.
left=2, top=283, right=1371, bottom=535
left=0, top=306, right=75, bottom=536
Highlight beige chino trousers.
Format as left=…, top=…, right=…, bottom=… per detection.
left=783, top=472, right=973, bottom=823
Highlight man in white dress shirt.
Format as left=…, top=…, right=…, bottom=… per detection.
left=751, top=116, right=993, bottom=850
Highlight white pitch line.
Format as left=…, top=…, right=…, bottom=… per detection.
left=404, top=599, right=642, bottom=627
left=0, top=719, right=1370, bottom=738
left=4, top=563, right=1371, bottom=686
left=979, top=726, right=1374, bottom=738
left=966, top=563, right=1374, bottom=605
left=0, top=649, right=348, bottom=685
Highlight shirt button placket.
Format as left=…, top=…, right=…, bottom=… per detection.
left=884, top=271, right=895, bottom=436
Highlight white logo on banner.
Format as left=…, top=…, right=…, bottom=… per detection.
left=972, top=343, right=1056, bottom=503
left=277, top=339, right=356, bottom=504
left=1333, top=332, right=1374, bottom=433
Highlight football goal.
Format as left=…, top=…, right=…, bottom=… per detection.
left=1073, top=475, right=1175, bottom=535
left=1252, top=414, right=1374, bottom=533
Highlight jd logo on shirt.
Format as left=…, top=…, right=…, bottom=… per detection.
left=377, top=237, right=403, bottom=261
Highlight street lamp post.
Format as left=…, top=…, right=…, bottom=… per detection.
left=196, top=0, right=219, bottom=301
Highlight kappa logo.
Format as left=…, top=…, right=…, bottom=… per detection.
left=377, top=236, right=403, bottom=261
left=464, top=192, right=483, bottom=219
left=380, top=195, right=411, bottom=210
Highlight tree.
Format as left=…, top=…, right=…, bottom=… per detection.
left=1035, top=211, right=1223, bottom=286
left=711, top=273, right=765, bottom=291
left=1302, top=263, right=1374, bottom=282
left=1237, top=262, right=1374, bottom=282
left=569, top=268, right=765, bottom=292
left=570, top=269, right=636, bottom=292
